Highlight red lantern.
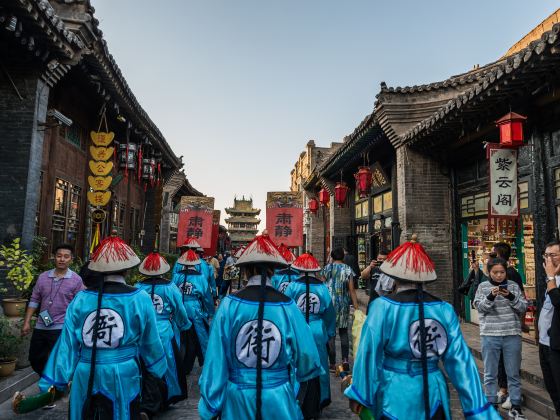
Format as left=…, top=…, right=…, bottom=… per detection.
left=308, top=197, right=319, bottom=214
left=334, top=182, right=349, bottom=208
left=496, top=112, right=527, bottom=147
left=318, top=188, right=330, bottom=206
left=354, top=166, right=373, bottom=198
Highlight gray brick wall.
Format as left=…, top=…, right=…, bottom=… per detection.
left=396, top=146, right=454, bottom=303
left=0, top=59, right=44, bottom=247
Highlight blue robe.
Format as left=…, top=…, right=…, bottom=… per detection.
left=173, top=268, right=214, bottom=354
left=344, top=289, right=500, bottom=420
left=271, top=268, right=300, bottom=294
left=136, top=278, right=192, bottom=403
left=284, top=275, right=336, bottom=407
left=39, top=281, right=167, bottom=420
left=199, top=259, right=217, bottom=298
left=198, top=283, right=323, bottom=420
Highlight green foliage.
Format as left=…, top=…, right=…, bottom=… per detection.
left=0, top=316, right=22, bottom=360
left=161, top=252, right=178, bottom=272
left=0, top=238, right=34, bottom=297
left=126, top=245, right=146, bottom=285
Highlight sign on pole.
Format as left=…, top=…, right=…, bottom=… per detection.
left=266, top=192, right=303, bottom=247
left=177, top=196, right=215, bottom=248
left=487, top=143, right=519, bottom=218
left=204, top=210, right=221, bottom=257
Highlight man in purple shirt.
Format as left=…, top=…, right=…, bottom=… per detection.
left=21, top=244, right=84, bottom=375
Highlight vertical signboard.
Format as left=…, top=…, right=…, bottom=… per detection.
left=177, top=196, right=215, bottom=248
left=487, top=144, right=519, bottom=218
left=266, top=192, right=303, bottom=247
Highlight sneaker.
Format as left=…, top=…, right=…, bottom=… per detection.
left=43, top=403, right=56, bottom=410
left=502, top=396, right=512, bottom=410
left=497, top=390, right=508, bottom=404
left=508, top=406, right=526, bottom=419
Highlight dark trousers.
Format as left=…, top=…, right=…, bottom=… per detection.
left=219, top=280, right=231, bottom=299
left=328, top=328, right=349, bottom=365
left=539, top=344, right=560, bottom=415
left=29, top=329, right=61, bottom=375
left=498, top=351, right=508, bottom=390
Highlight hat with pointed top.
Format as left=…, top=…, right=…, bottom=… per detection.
left=235, top=235, right=288, bottom=267
left=178, top=249, right=201, bottom=266
left=292, top=253, right=321, bottom=272
left=379, top=234, right=437, bottom=283
left=276, top=243, right=296, bottom=265
left=180, top=237, right=201, bottom=249
left=139, top=251, right=170, bottom=276
left=233, top=246, right=246, bottom=259
left=88, top=230, right=141, bottom=273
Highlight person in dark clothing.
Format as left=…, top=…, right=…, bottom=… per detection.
left=78, top=261, right=104, bottom=290
left=360, top=250, right=389, bottom=311
left=343, top=248, right=360, bottom=287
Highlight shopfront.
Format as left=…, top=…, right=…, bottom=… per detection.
left=456, top=155, right=537, bottom=341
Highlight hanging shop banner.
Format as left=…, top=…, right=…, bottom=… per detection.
left=90, top=131, right=114, bottom=147
left=177, top=196, right=215, bottom=248
left=88, top=175, right=112, bottom=191
left=87, top=191, right=111, bottom=207
left=487, top=143, right=519, bottom=218
left=204, top=210, right=221, bottom=257
left=371, top=162, right=390, bottom=190
left=89, top=146, right=114, bottom=161
left=266, top=192, right=303, bottom=247
left=89, top=160, right=113, bottom=176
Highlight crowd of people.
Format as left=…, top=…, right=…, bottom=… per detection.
left=13, top=230, right=560, bottom=420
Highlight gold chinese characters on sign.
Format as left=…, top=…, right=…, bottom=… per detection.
left=87, top=130, right=114, bottom=206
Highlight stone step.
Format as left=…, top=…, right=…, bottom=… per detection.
left=0, top=367, right=38, bottom=405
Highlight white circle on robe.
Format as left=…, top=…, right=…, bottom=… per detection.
left=235, top=319, right=282, bottom=368
left=296, top=292, right=321, bottom=314
left=408, top=318, right=448, bottom=359
left=151, top=294, right=164, bottom=314
left=82, top=308, right=125, bottom=349
left=278, top=282, right=290, bottom=294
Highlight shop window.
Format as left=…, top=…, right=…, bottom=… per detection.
left=51, top=178, right=81, bottom=253
left=372, top=191, right=392, bottom=214
left=554, top=168, right=560, bottom=199
left=519, top=181, right=529, bottom=210
left=355, top=203, right=362, bottom=219
left=61, top=123, right=83, bottom=150
left=361, top=200, right=369, bottom=216
left=373, top=195, right=383, bottom=214
left=460, top=192, right=489, bottom=218
left=383, top=191, right=392, bottom=211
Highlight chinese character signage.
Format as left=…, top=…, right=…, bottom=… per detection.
left=488, top=144, right=518, bottom=218
left=371, top=162, right=389, bottom=190
left=204, top=210, right=221, bottom=257
left=266, top=192, right=303, bottom=247
left=177, top=196, right=215, bottom=248
left=87, top=130, right=114, bottom=207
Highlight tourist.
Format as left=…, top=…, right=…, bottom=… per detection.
left=36, top=233, right=166, bottom=419
left=323, top=247, right=359, bottom=371
left=538, top=241, right=560, bottom=417
left=474, top=257, right=527, bottom=419
left=198, top=234, right=322, bottom=419
left=22, top=244, right=84, bottom=376
left=345, top=235, right=500, bottom=420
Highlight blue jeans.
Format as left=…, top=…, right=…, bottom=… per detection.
left=481, top=335, right=522, bottom=406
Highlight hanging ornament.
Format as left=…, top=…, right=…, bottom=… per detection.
left=318, top=188, right=330, bottom=206
left=354, top=166, right=373, bottom=198
left=334, top=182, right=349, bottom=208
left=308, top=197, right=319, bottom=215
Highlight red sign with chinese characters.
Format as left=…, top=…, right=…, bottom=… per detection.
left=266, top=207, right=303, bottom=247
left=177, top=197, right=214, bottom=248
left=203, top=210, right=220, bottom=257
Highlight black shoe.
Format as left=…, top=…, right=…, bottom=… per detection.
left=508, top=405, right=526, bottom=419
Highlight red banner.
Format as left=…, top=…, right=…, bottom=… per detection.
left=204, top=210, right=220, bottom=257
left=266, top=207, right=303, bottom=247
left=177, top=197, right=214, bottom=248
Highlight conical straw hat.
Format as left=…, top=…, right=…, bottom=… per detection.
left=88, top=231, right=140, bottom=273
left=235, top=235, right=287, bottom=267
left=292, top=253, right=321, bottom=272
left=380, top=234, right=437, bottom=283
left=139, top=252, right=170, bottom=276
left=178, top=249, right=201, bottom=266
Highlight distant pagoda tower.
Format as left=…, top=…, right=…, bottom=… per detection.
left=225, top=196, right=261, bottom=248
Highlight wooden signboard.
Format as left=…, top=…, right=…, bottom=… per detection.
left=177, top=196, right=215, bottom=248
left=266, top=192, right=303, bottom=247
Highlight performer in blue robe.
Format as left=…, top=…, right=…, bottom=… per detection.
left=271, top=267, right=300, bottom=293
left=285, top=253, right=336, bottom=411
left=197, top=248, right=217, bottom=299
left=136, top=252, right=192, bottom=408
left=198, top=234, right=323, bottom=420
left=174, top=249, right=215, bottom=374
left=38, top=233, right=167, bottom=420
left=345, top=235, right=500, bottom=420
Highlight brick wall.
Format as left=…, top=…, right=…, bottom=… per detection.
left=396, top=146, right=454, bottom=302
left=0, top=57, right=45, bottom=248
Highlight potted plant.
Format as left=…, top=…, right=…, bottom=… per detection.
left=0, top=315, right=22, bottom=377
left=0, top=238, right=34, bottom=317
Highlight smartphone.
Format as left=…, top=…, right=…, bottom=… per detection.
left=498, top=283, right=508, bottom=290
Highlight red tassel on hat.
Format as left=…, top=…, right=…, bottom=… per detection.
left=293, top=253, right=320, bottom=271
left=92, top=233, right=137, bottom=264
left=277, top=243, right=295, bottom=264
left=385, top=237, right=435, bottom=273
left=253, top=235, right=277, bottom=255
left=144, top=252, right=162, bottom=271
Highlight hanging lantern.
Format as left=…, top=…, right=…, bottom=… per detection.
left=308, top=197, right=319, bottom=214
left=142, top=158, right=155, bottom=181
left=496, top=112, right=527, bottom=147
left=334, top=182, right=349, bottom=208
left=118, top=143, right=137, bottom=169
left=354, top=166, right=373, bottom=198
left=318, top=188, right=330, bottom=206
